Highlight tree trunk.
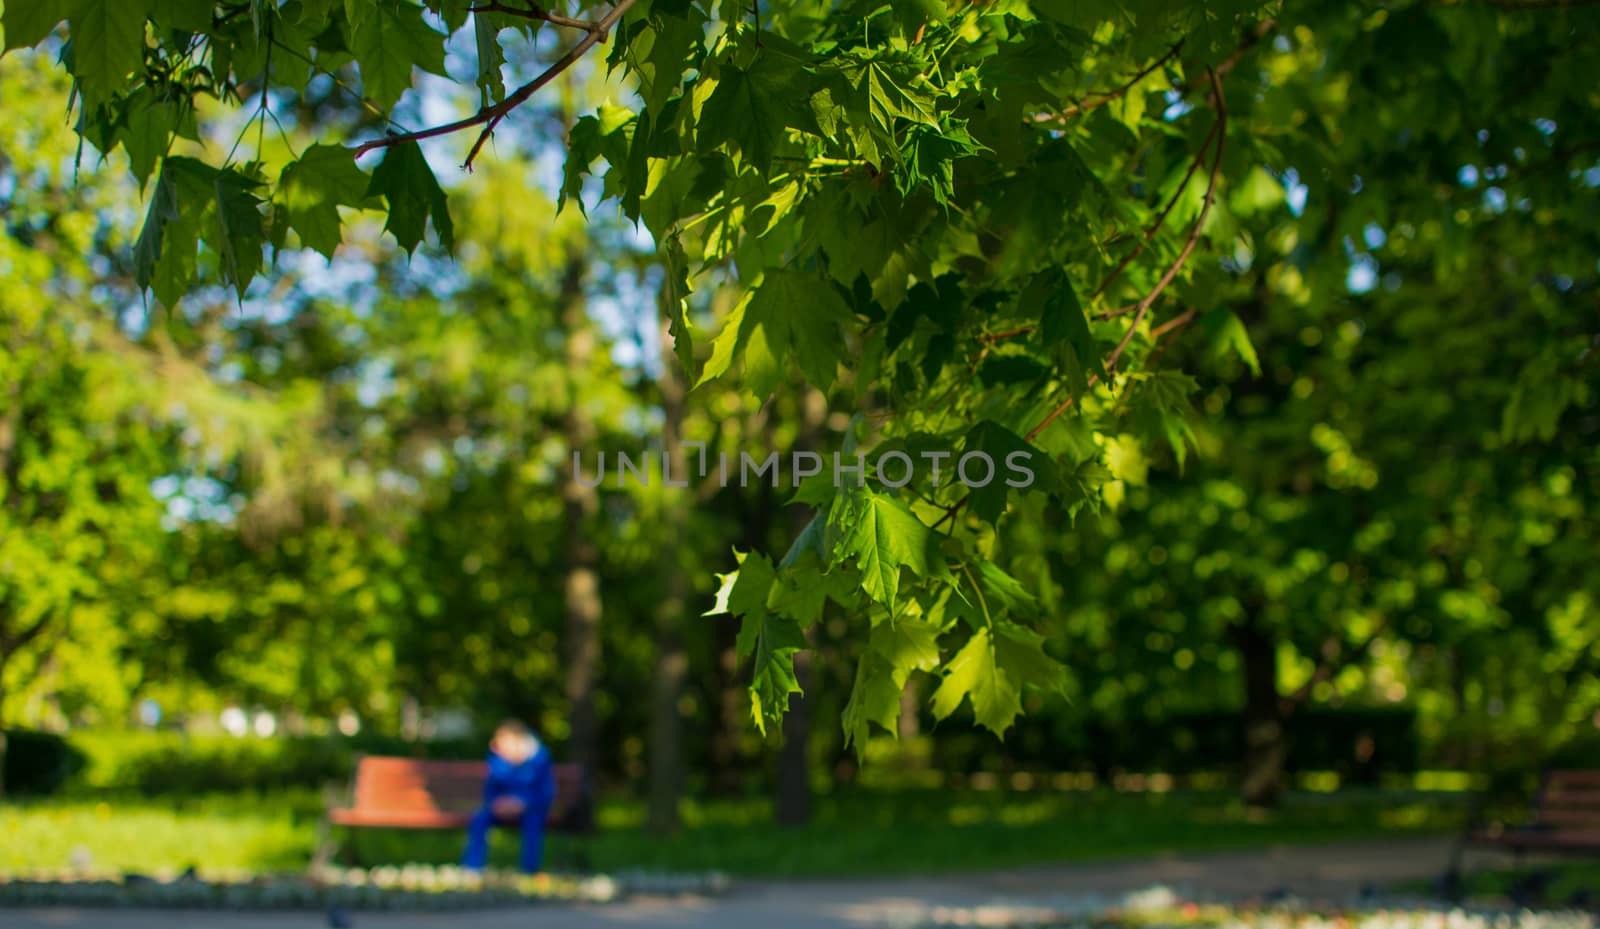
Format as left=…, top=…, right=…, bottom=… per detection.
left=559, top=261, right=602, bottom=776
left=898, top=676, right=921, bottom=739
left=709, top=625, right=746, bottom=794
left=774, top=387, right=826, bottom=827
left=647, top=311, right=688, bottom=834
left=1235, top=621, right=1287, bottom=807
left=709, top=435, right=775, bottom=794
left=0, top=368, right=17, bottom=799
left=0, top=666, right=9, bottom=799
left=775, top=651, right=813, bottom=825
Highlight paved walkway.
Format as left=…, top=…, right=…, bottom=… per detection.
left=3, top=838, right=1517, bottom=929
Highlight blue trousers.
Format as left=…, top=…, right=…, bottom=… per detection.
left=462, top=803, right=550, bottom=873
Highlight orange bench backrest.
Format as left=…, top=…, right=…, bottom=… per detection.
left=1538, top=769, right=1600, bottom=831
left=349, top=756, right=586, bottom=818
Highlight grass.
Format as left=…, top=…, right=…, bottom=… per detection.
left=1403, top=863, right=1600, bottom=906
left=1, top=791, right=316, bottom=875
left=1, top=786, right=1473, bottom=879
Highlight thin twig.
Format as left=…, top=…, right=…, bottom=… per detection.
left=1214, top=18, right=1275, bottom=80
left=972, top=300, right=1142, bottom=346
left=1024, top=373, right=1101, bottom=443
left=934, top=299, right=1202, bottom=531
left=1103, top=67, right=1226, bottom=376
left=1090, top=114, right=1223, bottom=301
left=977, top=325, right=1039, bottom=344
left=931, top=496, right=967, bottom=531
left=272, top=38, right=412, bottom=134
left=354, top=0, right=638, bottom=168
left=470, top=1, right=604, bottom=33
left=1149, top=307, right=1198, bottom=341
left=1037, top=41, right=1184, bottom=123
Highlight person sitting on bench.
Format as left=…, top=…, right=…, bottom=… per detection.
left=462, top=718, right=555, bottom=874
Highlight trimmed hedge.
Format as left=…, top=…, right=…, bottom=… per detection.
left=5, top=730, right=487, bottom=797
left=2, top=730, right=88, bottom=795
left=931, top=706, right=1420, bottom=779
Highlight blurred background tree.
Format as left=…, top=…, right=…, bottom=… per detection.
left=0, top=0, right=1596, bottom=876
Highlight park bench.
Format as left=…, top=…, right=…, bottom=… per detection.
left=316, top=756, right=593, bottom=867
left=1441, top=768, right=1600, bottom=903
left=1465, top=769, right=1600, bottom=858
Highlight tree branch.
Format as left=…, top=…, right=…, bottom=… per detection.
left=1214, top=18, right=1275, bottom=80
left=1037, top=41, right=1184, bottom=123
left=1149, top=307, right=1198, bottom=341
left=354, top=0, right=638, bottom=168
left=1024, top=373, right=1102, bottom=443
left=933, top=294, right=1201, bottom=532
left=470, top=1, right=605, bottom=33
left=1103, top=66, right=1226, bottom=376
left=1091, top=113, right=1223, bottom=302
left=975, top=78, right=1223, bottom=352
left=0, top=612, right=52, bottom=655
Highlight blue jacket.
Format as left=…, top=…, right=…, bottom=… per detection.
left=483, top=742, right=555, bottom=811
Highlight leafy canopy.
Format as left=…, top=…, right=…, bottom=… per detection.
left=4, top=0, right=1596, bottom=749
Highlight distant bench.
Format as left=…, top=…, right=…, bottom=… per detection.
left=1466, top=769, right=1600, bottom=857
left=316, top=756, right=593, bottom=867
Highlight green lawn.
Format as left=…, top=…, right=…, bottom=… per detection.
left=2, top=787, right=1471, bottom=878
left=1421, top=863, right=1600, bottom=906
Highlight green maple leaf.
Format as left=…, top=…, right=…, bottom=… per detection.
left=68, top=0, right=152, bottom=97
left=349, top=0, right=448, bottom=110
left=840, top=55, right=940, bottom=133
left=1056, top=455, right=1112, bottom=522
left=842, top=616, right=942, bottom=750
left=3, top=0, right=71, bottom=50
left=151, top=159, right=215, bottom=306
left=963, top=421, right=1056, bottom=525
left=707, top=551, right=807, bottom=736
left=661, top=233, right=696, bottom=378
left=696, top=270, right=853, bottom=392
left=828, top=488, right=932, bottom=608
left=134, top=157, right=222, bottom=306
left=422, top=0, right=472, bottom=32
left=367, top=140, right=454, bottom=254
left=1202, top=306, right=1261, bottom=376
left=900, top=121, right=982, bottom=206
left=148, top=0, right=213, bottom=32
left=931, top=621, right=1067, bottom=736
left=473, top=10, right=507, bottom=108
left=558, top=105, right=633, bottom=215
left=213, top=168, right=266, bottom=299
left=344, top=0, right=373, bottom=30
left=634, top=0, right=704, bottom=113
left=1131, top=371, right=1199, bottom=469
left=700, top=54, right=808, bottom=173
left=1028, top=269, right=1104, bottom=397
left=842, top=652, right=905, bottom=751
left=974, top=560, right=1038, bottom=618
left=760, top=270, right=853, bottom=389
left=134, top=159, right=183, bottom=296
left=116, top=90, right=174, bottom=190
left=276, top=144, right=371, bottom=258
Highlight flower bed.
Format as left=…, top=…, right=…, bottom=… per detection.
left=0, top=864, right=732, bottom=911
left=917, top=894, right=1597, bottom=929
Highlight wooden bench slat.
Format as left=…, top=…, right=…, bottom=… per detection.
left=1493, top=831, right=1600, bottom=851
left=1543, top=790, right=1600, bottom=807
left=1467, top=770, right=1600, bottom=857
left=327, top=756, right=593, bottom=836
left=1547, top=771, right=1600, bottom=786
left=330, top=809, right=474, bottom=829
left=1537, top=810, right=1600, bottom=829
